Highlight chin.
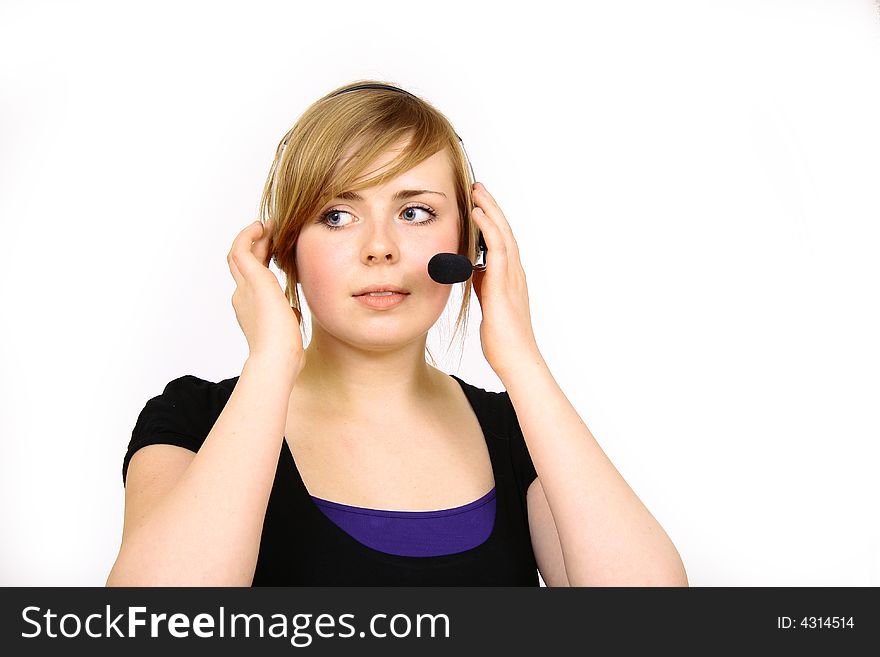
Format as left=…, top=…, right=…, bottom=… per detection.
left=350, top=325, right=428, bottom=347
left=320, top=318, right=433, bottom=350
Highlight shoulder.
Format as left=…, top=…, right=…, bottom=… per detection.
left=123, top=374, right=239, bottom=484
left=157, top=373, right=239, bottom=402
left=448, top=374, right=518, bottom=438
left=449, top=373, right=538, bottom=488
left=138, top=374, right=238, bottom=427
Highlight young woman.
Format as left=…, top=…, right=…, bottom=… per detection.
left=107, top=80, right=688, bottom=587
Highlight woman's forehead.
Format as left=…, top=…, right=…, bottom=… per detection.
left=341, top=146, right=455, bottom=193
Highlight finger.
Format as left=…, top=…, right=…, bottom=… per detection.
left=232, top=220, right=265, bottom=259
left=471, top=206, right=508, bottom=273
left=472, top=184, right=511, bottom=233
left=229, top=220, right=266, bottom=279
left=253, top=218, right=274, bottom=267
left=228, top=250, right=243, bottom=287
left=473, top=183, right=519, bottom=252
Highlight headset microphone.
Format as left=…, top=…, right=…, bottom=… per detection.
left=427, top=231, right=487, bottom=284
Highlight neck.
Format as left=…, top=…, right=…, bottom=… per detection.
left=294, top=326, right=444, bottom=415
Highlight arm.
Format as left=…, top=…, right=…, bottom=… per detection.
left=106, top=354, right=297, bottom=586
left=468, top=181, right=687, bottom=586
left=501, top=352, right=689, bottom=587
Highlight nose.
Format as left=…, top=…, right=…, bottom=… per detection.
left=360, top=217, right=401, bottom=265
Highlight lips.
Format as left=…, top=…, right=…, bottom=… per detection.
left=353, top=285, right=410, bottom=296
left=355, top=292, right=408, bottom=310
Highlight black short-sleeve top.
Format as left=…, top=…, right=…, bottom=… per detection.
left=122, top=373, right=540, bottom=586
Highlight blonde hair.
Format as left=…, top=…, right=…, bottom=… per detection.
left=258, top=80, right=477, bottom=367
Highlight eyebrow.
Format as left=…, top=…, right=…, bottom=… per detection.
left=334, top=189, right=447, bottom=202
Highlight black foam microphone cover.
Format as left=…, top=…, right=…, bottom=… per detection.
left=428, top=253, right=474, bottom=284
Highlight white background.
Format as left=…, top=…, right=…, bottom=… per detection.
left=1, top=0, right=878, bottom=586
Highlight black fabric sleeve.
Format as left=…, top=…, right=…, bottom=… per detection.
left=122, top=375, right=222, bottom=486
left=499, top=390, right=539, bottom=492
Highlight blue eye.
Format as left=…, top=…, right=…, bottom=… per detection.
left=318, top=204, right=438, bottom=231
left=321, top=209, right=352, bottom=230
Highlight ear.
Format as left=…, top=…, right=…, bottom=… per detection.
left=472, top=267, right=485, bottom=306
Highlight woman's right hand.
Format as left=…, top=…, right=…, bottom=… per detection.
left=227, top=219, right=305, bottom=376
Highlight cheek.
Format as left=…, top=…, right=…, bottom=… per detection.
left=408, top=219, right=461, bottom=273
left=411, top=231, right=457, bottom=265
left=294, top=234, right=350, bottom=301
left=415, top=227, right=461, bottom=308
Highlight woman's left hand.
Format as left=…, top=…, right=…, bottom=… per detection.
left=470, top=182, right=542, bottom=377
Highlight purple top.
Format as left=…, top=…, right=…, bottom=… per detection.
left=310, top=486, right=497, bottom=557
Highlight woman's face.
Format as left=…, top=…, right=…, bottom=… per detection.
left=295, top=144, right=461, bottom=351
